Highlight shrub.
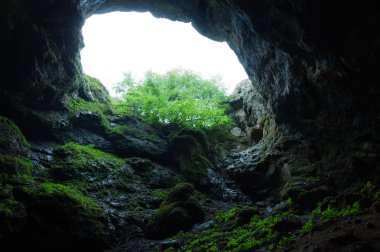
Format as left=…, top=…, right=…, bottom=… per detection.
left=114, top=69, right=232, bottom=129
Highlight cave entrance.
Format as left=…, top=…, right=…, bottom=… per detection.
left=80, top=11, right=248, bottom=95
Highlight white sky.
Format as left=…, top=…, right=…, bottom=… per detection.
left=80, top=11, right=248, bottom=95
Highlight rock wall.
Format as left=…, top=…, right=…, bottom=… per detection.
left=1, top=0, right=380, bottom=250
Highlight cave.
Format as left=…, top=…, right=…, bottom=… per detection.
left=1, top=1, right=380, bottom=251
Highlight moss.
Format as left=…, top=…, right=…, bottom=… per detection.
left=162, top=204, right=308, bottom=252
left=67, top=97, right=108, bottom=117
left=146, top=183, right=204, bottom=239
left=51, top=142, right=129, bottom=182
left=152, top=188, right=169, bottom=201
left=68, top=74, right=111, bottom=116
left=0, top=154, right=33, bottom=184
left=169, top=132, right=212, bottom=187
left=0, top=116, right=30, bottom=155
left=55, top=142, right=123, bottom=167
left=161, top=183, right=370, bottom=252
left=26, top=182, right=109, bottom=250
left=0, top=195, right=27, bottom=238
left=83, top=74, right=111, bottom=104
left=0, top=198, right=18, bottom=217
left=215, top=207, right=238, bottom=223
left=33, top=182, right=104, bottom=216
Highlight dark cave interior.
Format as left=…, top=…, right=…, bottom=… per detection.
left=0, top=1, right=380, bottom=251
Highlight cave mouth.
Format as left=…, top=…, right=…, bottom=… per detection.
left=80, top=11, right=248, bottom=95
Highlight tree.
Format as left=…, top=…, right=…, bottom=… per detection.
left=113, top=69, right=232, bottom=130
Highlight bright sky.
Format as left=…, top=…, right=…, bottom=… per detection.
left=81, top=11, right=248, bottom=95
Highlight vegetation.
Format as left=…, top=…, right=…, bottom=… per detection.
left=53, top=142, right=125, bottom=170
left=311, top=201, right=360, bottom=219
left=33, top=182, right=104, bottom=216
left=160, top=192, right=367, bottom=252
left=146, top=183, right=204, bottom=239
left=169, top=208, right=295, bottom=252
left=113, top=69, right=232, bottom=129
left=0, top=154, right=33, bottom=185
left=68, top=75, right=111, bottom=116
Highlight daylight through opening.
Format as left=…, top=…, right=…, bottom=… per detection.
left=80, top=11, right=248, bottom=95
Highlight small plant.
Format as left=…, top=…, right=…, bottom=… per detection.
left=311, top=201, right=360, bottom=219
left=301, top=218, right=314, bottom=235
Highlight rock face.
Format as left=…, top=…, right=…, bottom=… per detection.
left=1, top=0, right=380, bottom=251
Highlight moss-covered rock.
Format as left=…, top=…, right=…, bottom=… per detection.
left=167, top=130, right=213, bottom=189
left=0, top=116, right=29, bottom=156
left=0, top=116, right=32, bottom=246
left=0, top=186, right=27, bottom=243
left=27, top=182, right=109, bottom=250
left=50, top=142, right=134, bottom=184
left=146, top=183, right=204, bottom=239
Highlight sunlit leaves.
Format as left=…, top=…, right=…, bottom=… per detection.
left=114, top=69, right=232, bottom=129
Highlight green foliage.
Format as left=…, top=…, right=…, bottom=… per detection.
left=114, top=69, right=232, bottom=129
left=215, top=207, right=238, bottom=223
left=301, top=218, right=313, bottom=235
left=312, top=201, right=360, bottom=219
left=0, top=197, right=20, bottom=217
left=173, top=208, right=295, bottom=252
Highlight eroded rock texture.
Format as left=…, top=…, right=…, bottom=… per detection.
left=1, top=0, right=380, bottom=251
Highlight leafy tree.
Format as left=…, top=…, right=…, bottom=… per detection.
left=113, top=69, right=232, bottom=129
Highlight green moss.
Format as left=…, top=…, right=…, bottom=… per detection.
left=0, top=194, right=27, bottom=237
left=51, top=142, right=127, bottom=180
left=83, top=74, right=111, bottom=104
left=57, top=142, right=122, bottom=166
left=152, top=188, right=169, bottom=200
left=0, top=197, right=20, bottom=217
left=169, top=132, right=212, bottom=187
left=67, top=97, right=106, bottom=117
left=146, top=183, right=204, bottom=239
left=215, top=207, right=238, bottom=223
left=0, top=116, right=30, bottom=149
left=0, top=154, right=33, bottom=184
left=68, top=74, right=111, bottom=116
left=34, top=182, right=104, bottom=216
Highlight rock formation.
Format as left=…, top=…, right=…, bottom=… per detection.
left=1, top=0, right=380, bottom=251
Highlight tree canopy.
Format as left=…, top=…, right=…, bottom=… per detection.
left=113, top=69, right=232, bottom=129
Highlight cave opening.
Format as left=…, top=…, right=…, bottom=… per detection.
left=1, top=1, right=380, bottom=251
left=80, top=11, right=248, bottom=95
